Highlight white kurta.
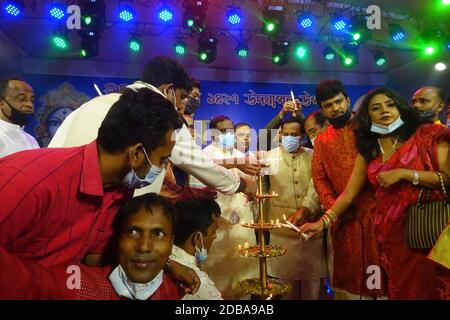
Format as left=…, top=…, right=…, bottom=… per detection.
left=265, top=146, right=326, bottom=281
left=0, top=119, right=39, bottom=158
left=190, top=144, right=259, bottom=299
left=170, top=245, right=223, bottom=300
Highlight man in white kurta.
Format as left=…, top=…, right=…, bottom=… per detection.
left=0, top=78, right=39, bottom=158
left=264, top=119, right=326, bottom=300
left=48, top=57, right=252, bottom=196
left=170, top=245, right=223, bottom=300
left=190, top=116, right=258, bottom=299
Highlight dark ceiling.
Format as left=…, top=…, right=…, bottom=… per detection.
left=0, top=0, right=448, bottom=74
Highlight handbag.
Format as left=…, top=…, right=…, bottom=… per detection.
left=406, top=172, right=450, bottom=249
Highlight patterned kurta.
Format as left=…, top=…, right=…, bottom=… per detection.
left=265, top=146, right=326, bottom=281
left=312, top=121, right=386, bottom=297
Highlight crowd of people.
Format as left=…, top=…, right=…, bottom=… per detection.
left=0, top=56, right=448, bottom=300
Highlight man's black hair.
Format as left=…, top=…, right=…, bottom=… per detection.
left=315, top=79, right=348, bottom=107
left=209, top=115, right=232, bottom=129
left=141, top=56, right=191, bottom=92
left=173, top=195, right=221, bottom=246
left=0, top=76, right=26, bottom=98
left=98, top=88, right=182, bottom=153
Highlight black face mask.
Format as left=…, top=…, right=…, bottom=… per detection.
left=418, top=110, right=436, bottom=123
left=184, top=96, right=200, bottom=115
left=327, top=109, right=352, bottom=128
left=1, top=97, right=33, bottom=127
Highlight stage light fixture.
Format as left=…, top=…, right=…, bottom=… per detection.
left=79, top=35, right=99, bottom=58
left=341, top=43, right=359, bottom=67
left=262, top=1, right=286, bottom=36
left=79, top=0, right=106, bottom=32
left=435, top=62, right=447, bottom=71
left=331, top=14, right=348, bottom=31
left=294, top=42, right=307, bottom=60
left=183, top=0, right=207, bottom=33
left=197, top=36, right=217, bottom=63
left=158, top=5, right=174, bottom=23
left=349, top=15, right=372, bottom=44
left=373, top=50, right=387, bottom=66
left=49, top=3, right=66, bottom=21
left=236, top=42, right=248, bottom=57
left=272, top=40, right=291, bottom=65
left=128, top=36, right=142, bottom=52
left=4, top=1, right=23, bottom=17
left=51, top=31, right=69, bottom=49
left=323, top=46, right=336, bottom=61
left=226, top=7, right=242, bottom=25
left=173, top=38, right=186, bottom=55
left=118, top=5, right=135, bottom=22
left=389, top=23, right=406, bottom=41
left=297, top=12, right=313, bottom=29
left=421, top=29, right=445, bottom=57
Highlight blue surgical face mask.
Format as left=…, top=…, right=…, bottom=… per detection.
left=218, top=132, right=236, bottom=150
left=122, top=147, right=163, bottom=189
left=281, top=135, right=300, bottom=153
left=194, top=232, right=208, bottom=263
left=370, top=116, right=405, bottom=135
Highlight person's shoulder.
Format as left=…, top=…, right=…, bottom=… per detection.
left=158, top=272, right=182, bottom=300
left=416, top=123, right=450, bottom=139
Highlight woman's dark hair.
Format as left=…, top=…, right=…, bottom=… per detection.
left=98, top=88, right=182, bottom=153
left=315, top=79, right=348, bottom=107
left=102, top=193, right=175, bottom=265
left=354, top=87, right=422, bottom=161
left=173, top=190, right=221, bottom=246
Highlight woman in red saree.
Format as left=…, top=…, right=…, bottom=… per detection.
left=300, top=87, right=450, bottom=299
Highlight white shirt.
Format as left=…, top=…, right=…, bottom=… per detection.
left=170, top=245, right=223, bottom=300
left=0, top=119, right=39, bottom=158
left=48, top=81, right=240, bottom=195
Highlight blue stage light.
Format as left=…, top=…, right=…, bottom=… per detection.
left=4, top=2, right=23, bottom=17
left=118, top=6, right=135, bottom=22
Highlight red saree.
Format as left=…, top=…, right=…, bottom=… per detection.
left=367, top=124, right=450, bottom=300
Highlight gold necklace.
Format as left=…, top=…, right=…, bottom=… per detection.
left=378, top=137, right=398, bottom=163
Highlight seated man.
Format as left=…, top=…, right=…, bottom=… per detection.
left=0, top=193, right=186, bottom=300
left=170, top=191, right=223, bottom=300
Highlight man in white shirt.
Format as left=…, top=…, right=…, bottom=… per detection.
left=49, top=56, right=255, bottom=196
left=191, top=115, right=258, bottom=299
left=0, top=77, right=39, bottom=158
left=170, top=193, right=223, bottom=300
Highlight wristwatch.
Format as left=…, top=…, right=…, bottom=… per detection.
left=412, top=170, right=419, bottom=186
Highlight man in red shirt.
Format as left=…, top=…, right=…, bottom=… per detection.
left=0, top=88, right=181, bottom=268
left=0, top=193, right=182, bottom=300
left=306, top=80, right=386, bottom=299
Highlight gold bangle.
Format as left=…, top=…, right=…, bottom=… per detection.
left=325, top=210, right=337, bottom=222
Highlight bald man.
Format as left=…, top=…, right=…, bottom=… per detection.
left=412, top=86, right=446, bottom=124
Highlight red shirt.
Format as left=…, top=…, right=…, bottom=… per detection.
left=0, top=141, right=132, bottom=267
left=0, top=247, right=181, bottom=300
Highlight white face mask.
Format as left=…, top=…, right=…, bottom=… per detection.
left=310, top=136, right=317, bottom=146
left=109, top=265, right=163, bottom=300
left=164, top=87, right=177, bottom=110
left=370, top=116, right=405, bottom=135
